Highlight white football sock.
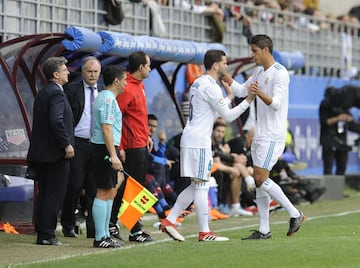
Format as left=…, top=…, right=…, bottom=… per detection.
left=260, top=178, right=300, bottom=218
left=256, top=188, right=270, bottom=234
left=194, top=184, right=210, bottom=233
left=167, top=183, right=195, bottom=224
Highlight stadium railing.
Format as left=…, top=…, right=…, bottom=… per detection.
left=0, top=0, right=359, bottom=77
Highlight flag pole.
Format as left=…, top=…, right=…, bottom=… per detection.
left=104, top=155, right=131, bottom=177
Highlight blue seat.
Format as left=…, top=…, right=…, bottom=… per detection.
left=0, top=176, right=34, bottom=221
left=0, top=176, right=34, bottom=202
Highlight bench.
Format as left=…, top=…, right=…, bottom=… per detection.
left=302, top=175, right=345, bottom=200
left=0, top=175, right=34, bottom=222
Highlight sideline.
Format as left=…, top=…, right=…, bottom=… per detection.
left=11, top=210, right=360, bottom=267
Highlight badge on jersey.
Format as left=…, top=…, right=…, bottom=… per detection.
left=218, top=98, right=226, bottom=106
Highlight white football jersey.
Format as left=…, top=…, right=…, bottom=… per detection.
left=181, top=74, right=250, bottom=149
left=231, top=62, right=289, bottom=142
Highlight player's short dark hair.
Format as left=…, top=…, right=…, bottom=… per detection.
left=213, top=120, right=227, bottom=130
left=102, top=65, right=126, bottom=86
left=204, top=49, right=226, bottom=70
left=127, top=51, right=149, bottom=73
left=148, top=114, right=158, bottom=121
left=250, top=34, right=273, bottom=54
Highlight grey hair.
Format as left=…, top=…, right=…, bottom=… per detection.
left=42, top=56, right=68, bottom=80
left=81, top=56, right=101, bottom=72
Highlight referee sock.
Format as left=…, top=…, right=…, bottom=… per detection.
left=92, top=198, right=107, bottom=241
left=105, top=199, right=113, bottom=238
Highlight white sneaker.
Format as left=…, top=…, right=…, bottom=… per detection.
left=230, top=207, right=253, bottom=217
left=198, top=232, right=229, bottom=242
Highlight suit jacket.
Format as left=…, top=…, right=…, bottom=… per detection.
left=64, top=81, right=85, bottom=127
left=64, top=81, right=104, bottom=127
left=27, top=81, right=74, bottom=163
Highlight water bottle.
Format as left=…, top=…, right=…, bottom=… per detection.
left=337, top=121, right=345, bottom=134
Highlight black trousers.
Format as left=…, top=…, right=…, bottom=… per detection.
left=61, top=137, right=96, bottom=236
left=213, top=170, right=230, bottom=205
left=322, top=146, right=349, bottom=175
left=111, top=147, right=148, bottom=233
left=34, top=159, right=70, bottom=241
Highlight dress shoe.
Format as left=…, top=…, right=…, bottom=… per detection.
left=62, top=229, right=78, bottom=238
left=36, top=237, right=68, bottom=246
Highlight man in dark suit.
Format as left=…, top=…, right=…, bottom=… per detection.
left=27, top=56, right=75, bottom=246
left=61, top=56, right=101, bottom=239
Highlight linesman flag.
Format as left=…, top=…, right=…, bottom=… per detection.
left=118, top=174, right=158, bottom=230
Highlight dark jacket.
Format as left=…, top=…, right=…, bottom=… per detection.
left=27, top=82, right=74, bottom=163
left=64, top=81, right=104, bottom=127
left=64, top=81, right=85, bottom=127
left=319, top=100, right=349, bottom=150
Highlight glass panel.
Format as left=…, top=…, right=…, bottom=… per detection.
left=22, top=43, right=47, bottom=71
left=17, top=68, right=34, bottom=124
left=0, top=66, right=29, bottom=159
left=145, top=64, right=183, bottom=142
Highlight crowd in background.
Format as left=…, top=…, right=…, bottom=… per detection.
left=114, top=0, right=360, bottom=42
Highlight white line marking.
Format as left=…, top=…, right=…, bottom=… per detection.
left=10, top=210, right=360, bottom=267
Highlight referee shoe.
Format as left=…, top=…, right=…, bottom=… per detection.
left=129, top=231, right=155, bottom=243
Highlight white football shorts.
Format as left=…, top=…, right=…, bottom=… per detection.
left=251, top=140, right=285, bottom=171
left=180, top=147, right=213, bottom=181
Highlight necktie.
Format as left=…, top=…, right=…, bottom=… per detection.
left=89, top=87, right=95, bottom=137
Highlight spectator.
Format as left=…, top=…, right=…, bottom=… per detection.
left=60, top=56, right=100, bottom=239
left=303, top=0, right=319, bottom=10
left=146, top=114, right=178, bottom=220
left=348, top=5, right=360, bottom=22
left=207, top=174, right=229, bottom=220
left=228, top=127, right=256, bottom=209
left=159, top=49, right=255, bottom=242
left=174, top=0, right=226, bottom=42
left=110, top=51, right=155, bottom=243
left=90, top=65, right=126, bottom=248
left=27, top=57, right=75, bottom=246
left=211, top=119, right=254, bottom=216
left=223, top=0, right=253, bottom=43
left=148, top=114, right=179, bottom=205
left=130, top=0, right=166, bottom=37
left=228, top=127, right=281, bottom=213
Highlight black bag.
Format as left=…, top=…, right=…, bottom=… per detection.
left=105, top=0, right=125, bottom=25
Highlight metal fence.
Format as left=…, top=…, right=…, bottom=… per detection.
left=0, top=0, right=359, bottom=77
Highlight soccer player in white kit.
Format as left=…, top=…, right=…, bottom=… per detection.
left=159, top=49, right=255, bottom=242
left=224, top=34, right=306, bottom=239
